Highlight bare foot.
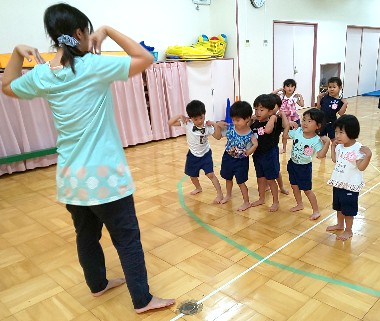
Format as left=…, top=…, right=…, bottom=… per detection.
left=269, top=202, right=279, bottom=212
left=213, top=194, right=224, bottom=204
left=135, top=296, right=175, bottom=314
left=237, top=202, right=251, bottom=211
left=336, top=230, right=353, bottom=241
left=92, top=278, right=125, bottom=297
left=190, top=188, right=202, bottom=195
left=309, top=212, right=320, bottom=220
left=326, top=224, right=344, bottom=232
left=220, top=195, right=231, bottom=204
left=251, top=199, right=265, bottom=207
left=279, top=187, right=289, bottom=195
left=290, top=203, right=304, bottom=212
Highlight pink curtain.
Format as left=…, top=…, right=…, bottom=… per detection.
left=146, top=62, right=189, bottom=140
left=112, top=73, right=153, bottom=146
left=0, top=63, right=190, bottom=176
left=0, top=80, right=58, bottom=176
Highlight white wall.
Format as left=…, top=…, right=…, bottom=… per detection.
left=2, top=0, right=380, bottom=106
left=0, top=0, right=212, bottom=61
left=237, top=0, right=380, bottom=104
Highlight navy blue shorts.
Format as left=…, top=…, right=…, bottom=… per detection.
left=287, top=159, right=312, bottom=190
left=220, top=151, right=249, bottom=184
left=333, top=187, right=359, bottom=216
left=319, top=122, right=335, bottom=139
left=252, top=146, right=280, bottom=180
left=185, top=149, right=214, bottom=177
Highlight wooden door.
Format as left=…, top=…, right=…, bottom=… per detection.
left=358, top=28, right=380, bottom=95
left=343, top=27, right=362, bottom=97
left=273, top=22, right=316, bottom=108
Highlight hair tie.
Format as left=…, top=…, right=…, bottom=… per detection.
left=57, top=35, right=80, bottom=48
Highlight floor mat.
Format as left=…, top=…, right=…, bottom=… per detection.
left=362, top=90, right=380, bottom=96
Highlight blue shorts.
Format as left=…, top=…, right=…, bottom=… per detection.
left=333, top=187, right=359, bottom=216
left=220, top=151, right=249, bottom=184
left=252, top=146, right=280, bottom=180
left=319, top=122, right=335, bottom=139
left=185, top=149, right=214, bottom=177
left=287, top=159, right=312, bottom=190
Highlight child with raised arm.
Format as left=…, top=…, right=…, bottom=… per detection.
left=2, top=3, right=174, bottom=314
left=273, top=79, right=304, bottom=153
left=326, top=115, right=372, bottom=241
left=317, top=77, right=348, bottom=142
left=215, top=101, right=258, bottom=211
left=168, top=99, right=223, bottom=203
left=250, top=94, right=289, bottom=212
left=287, top=108, right=330, bottom=220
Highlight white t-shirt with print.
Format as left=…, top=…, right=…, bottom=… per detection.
left=328, top=142, right=365, bottom=192
left=181, top=120, right=215, bottom=157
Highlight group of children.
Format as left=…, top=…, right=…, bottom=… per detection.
left=169, top=77, right=372, bottom=241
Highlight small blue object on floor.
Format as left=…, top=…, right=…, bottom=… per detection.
left=362, top=90, right=380, bottom=97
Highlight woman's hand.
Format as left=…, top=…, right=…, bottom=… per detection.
left=15, top=45, right=45, bottom=64
left=88, top=26, right=109, bottom=54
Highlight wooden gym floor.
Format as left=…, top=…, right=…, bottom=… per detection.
left=0, top=96, right=380, bottom=321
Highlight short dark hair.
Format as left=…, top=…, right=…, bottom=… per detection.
left=283, top=78, right=297, bottom=88
left=230, top=101, right=253, bottom=119
left=269, top=93, right=282, bottom=108
left=303, top=108, right=325, bottom=133
left=328, top=77, right=342, bottom=87
left=253, top=94, right=276, bottom=110
left=334, top=114, right=360, bottom=139
left=186, top=100, right=206, bottom=118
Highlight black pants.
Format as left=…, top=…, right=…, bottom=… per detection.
left=66, top=195, right=152, bottom=309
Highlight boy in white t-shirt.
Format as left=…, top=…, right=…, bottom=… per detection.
left=326, top=115, right=372, bottom=241
left=168, top=100, right=223, bottom=203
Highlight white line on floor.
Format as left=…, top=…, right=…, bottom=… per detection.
left=170, top=180, right=380, bottom=321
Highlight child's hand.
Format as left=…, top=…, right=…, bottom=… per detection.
left=182, top=116, right=190, bottom=124
left=289, top=121, right=298, bottom=129
left=320, top=135, right=330, bottom=145
left=294, top=93, right=303, bottom=99
left=360, top=145, right=372, bottom=157
left=318, top=91, right=327, bottom=98
left=206, top=120, right=215, bottom=127
left=216, top=121, right=228, bottom=129
left=15, top=45, right=45, bottom=64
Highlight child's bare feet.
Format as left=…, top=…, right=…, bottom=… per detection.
left=309, top=212, right=320, bottom=220
left=220, top=195, right=231, bottom=204
left=269, top=202, right=279, bottom=212
left=279, top=187, right=289, bottom=195
left=237, top=202, right=251, bottom=211
left=251, top=199, right=265, bottom=207
left=190, top=188, right=202, bottom=195
left=290, top=203, right=304, bottom=212
left=135, top=296, right=175, bottom=314
left=92, top=278, right=125, bottom=297
left=326, top=224, right=344, bottom=232
left=336, top=230, right=353, bottom=241
left=213, top=194, right=224, bottom=204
